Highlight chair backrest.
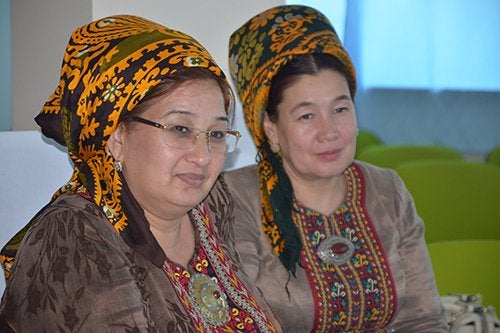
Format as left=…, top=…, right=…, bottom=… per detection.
left=395, top=160, right=500, bottom=242
left=357, top=144, right=464, bottom=169
left=355, top=130, right=383, bottom=159
left=0, top=131, right=73, bottom=294
left=486, top=146, right=500, bottom=168
left=427, top=239, right=500, bottom=310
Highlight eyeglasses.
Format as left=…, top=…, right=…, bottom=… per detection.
left=128, top=116, right=241, bottom=153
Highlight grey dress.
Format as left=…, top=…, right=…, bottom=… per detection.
left=223, top=161, right=448, bottom=332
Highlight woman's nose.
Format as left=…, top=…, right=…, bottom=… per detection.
left=188, top=134, right=212, bottom=165
left=317, top=116, right=339, bottom=141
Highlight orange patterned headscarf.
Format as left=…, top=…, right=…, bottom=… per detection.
left=1, top=15, right=227, bottom=279
left=228, top=5, right=356, bottom=272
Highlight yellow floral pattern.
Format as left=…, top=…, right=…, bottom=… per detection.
left=1, top=15, right=226, bottom=279
left=228, top=5, right=357, bottom=267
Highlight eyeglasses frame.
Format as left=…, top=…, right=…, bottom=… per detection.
left=127, top=115, right=241, bottom=153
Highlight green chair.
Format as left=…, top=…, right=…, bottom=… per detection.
left=355, top=130, right=383, bottom=159
left=357, top=144, right=463, bottom=169
left=427, top=239, right=500, bottom=310
left=394, top=160, right=500, bottom=242
left=486, top=146, right=500, bottom=168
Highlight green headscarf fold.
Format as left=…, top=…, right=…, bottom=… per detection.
left=228, top=5, right=356, bottom=272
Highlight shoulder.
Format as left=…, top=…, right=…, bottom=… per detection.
left=206, top=174, right=233, bottom=216
left=355, top=161, right=402, bottom=186
left=204, top=175, right=234, bottom=237
left=37, top=191, right=105, bottom=219
left=5, top=192, right=129, bottom=296
left=353, top=161, right=416, bottom=232
left=354, top=161, right=408, bottom=199
left=223, top=164, right=260, bottom=199
left=223, top=164, right=259, bottom=187
left=203, top=175, right=240, bottom=267
left=222, top=165, right=262, bottom=219
left=19, top=192, right=121, bottom=257
left=34, top=192, right=114, bottom=232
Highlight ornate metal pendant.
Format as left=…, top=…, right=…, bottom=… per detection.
left=317, top=235, right=355, bottom=265
left=188, top=273, right=230, bottom=326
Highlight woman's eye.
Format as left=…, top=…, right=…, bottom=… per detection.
left=210, top=130, right=226, bottom=142
left=169, top=125, right=191, bottom=136
left=298, top=113, right=313, bottom=120
left=335, top=107, right=348, bottom=113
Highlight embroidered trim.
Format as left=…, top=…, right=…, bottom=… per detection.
left=162, top=203, right=276, bottom=332
left=293, top=164, right=396, bottom=332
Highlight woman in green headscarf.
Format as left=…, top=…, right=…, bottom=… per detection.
left=0, top=15, right=280, bottom=332
left=225, top=5, right=447, bottom=332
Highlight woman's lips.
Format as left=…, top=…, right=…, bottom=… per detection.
left=177, top=173, right=205, bottom=187
left=317, top=148, right=341, bottom=161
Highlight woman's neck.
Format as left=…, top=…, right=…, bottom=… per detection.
left=292, top=173, right=348, bottom=216
left=148, top=212, right=195, bottom=267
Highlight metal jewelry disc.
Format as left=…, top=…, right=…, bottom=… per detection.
left=188, top=273, right=230, bottom=326
left=317, top=235, right=355, bottom=265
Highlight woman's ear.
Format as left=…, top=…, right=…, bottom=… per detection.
left=263, top=112, right=279, bottom=147
left=107, top=124, right=126, bottom=161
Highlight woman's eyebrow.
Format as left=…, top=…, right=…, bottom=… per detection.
left=334, top=94, right=352, bottom=103
left=159, top=110, right=229, bottom=126
left=290, top=101, right=314, bottom=113
left=159, top=109, right=193, bottom=119
left=215, top=115, right=229, bottom=123
left=290, top=94, right=352, bottom=114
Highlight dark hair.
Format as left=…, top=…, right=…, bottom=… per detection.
left=127, top=67, right=235, bottom=126
left=266, top=53, right=355, bottom=121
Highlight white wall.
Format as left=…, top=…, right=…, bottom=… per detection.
left=0, top=0, right=12, bottom=131
left=11, top=0, right=92, bottom=130
left=0, top=131, right=73, bottom=297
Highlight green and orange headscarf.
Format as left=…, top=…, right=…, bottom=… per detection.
left=228, top=5, right=357, bottom=272
left=1, top=15, right=227, bottom=279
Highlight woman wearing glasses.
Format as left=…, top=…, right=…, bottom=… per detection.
left=0, top=15, right=280, bottom=332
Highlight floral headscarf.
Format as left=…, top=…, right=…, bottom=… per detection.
left=228, top=5, right=356, bottom=272
left=1, top=15, right=227, bottom=279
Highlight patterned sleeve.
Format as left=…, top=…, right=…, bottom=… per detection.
left=219, top=168, right=264, bottom=283
left=0, top=194, right=156, bottom=332
left=204, top=174, right=241, bottom=270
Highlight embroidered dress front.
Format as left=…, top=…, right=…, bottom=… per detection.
left=292, top=164, right=396, bottom=332
left=163, top=204, right=276, bottom=333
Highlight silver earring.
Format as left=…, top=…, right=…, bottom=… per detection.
left=114, top=161, right=123, bottom=172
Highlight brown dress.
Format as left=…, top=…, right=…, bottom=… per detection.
left=224, top=162, right=449, bottom=332
left=0, top=178, right=279, bottom=332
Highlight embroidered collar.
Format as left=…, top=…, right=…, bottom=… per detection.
left=292, top=163, right=397, bottom=331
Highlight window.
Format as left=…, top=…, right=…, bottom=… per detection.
left=291, top=0, right=500, bottom=91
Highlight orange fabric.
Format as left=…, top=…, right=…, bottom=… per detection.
left=1, top=15, right=226, bottom=279
left=228, top=5, right=356, bottom=270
